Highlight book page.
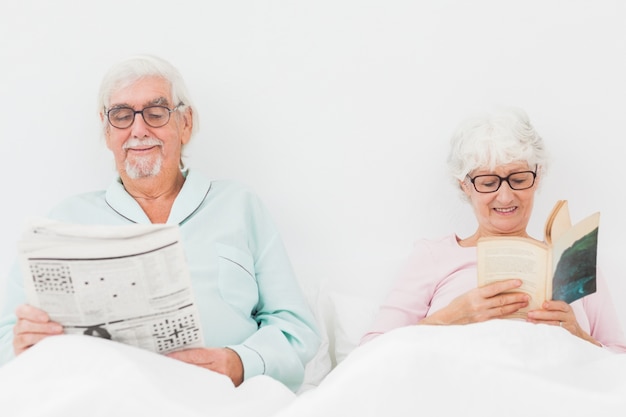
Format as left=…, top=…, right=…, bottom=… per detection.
left=544, top=200, right=571, bottom=245
left=550, top=211, right=600, bottom=303
left=18, top=218, right=205, bottom=354
left=477, top=236, right=549, bottom=318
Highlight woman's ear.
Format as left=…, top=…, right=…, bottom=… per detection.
left=534, top=165, right=542, bottom=187
left=459, top=178, right=472, bottom=197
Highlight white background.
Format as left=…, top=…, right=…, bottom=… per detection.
left=1, top=1, right=625, bottom=330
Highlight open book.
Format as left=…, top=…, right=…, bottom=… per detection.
left=477, top=200, right=599, bottom=319
left=18, top=218, right=205, bottom=354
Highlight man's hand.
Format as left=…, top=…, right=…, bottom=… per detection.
left=167, top=347, right=244, bottom=386
left=420, top=279, right=530, bottom=325
left=13, top=304, right=64, bottom=355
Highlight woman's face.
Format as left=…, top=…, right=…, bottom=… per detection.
left=461, top=161, right=539, bottom=238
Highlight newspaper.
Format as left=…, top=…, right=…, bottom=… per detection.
left=18, top=218, right=204, bottom=354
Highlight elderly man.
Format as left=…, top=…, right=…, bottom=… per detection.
left=0, top=54, right=320, bottom=392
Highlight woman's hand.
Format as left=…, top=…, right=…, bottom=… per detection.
left=527, top=300, right=601, bottom=346
left=420, top=279, right=530, bottom=325
left=13, top=304, right=64, bottom=355
left=167, top=347, right=244, bottom=386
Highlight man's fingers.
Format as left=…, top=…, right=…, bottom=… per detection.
left=15, top=304, right=51, bottom=322
left=167, top=348, right=213, bottom=365
left=14, top=319, right=63, bottom=336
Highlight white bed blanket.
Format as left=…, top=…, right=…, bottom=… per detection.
left=275, top=320, right=626, bottom=417
left=0, top=334, right=295, bottom=417
left=2, top=321, right=625, bottom=417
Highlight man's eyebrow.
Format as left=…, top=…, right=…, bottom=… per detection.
left=108, top=97, right=170, bottom=110
left=108, top=103, right=131, bottom=110
left=150, top=97, right=170, bottom=106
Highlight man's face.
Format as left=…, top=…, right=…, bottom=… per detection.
left=103, top=76, right=192, bottom=180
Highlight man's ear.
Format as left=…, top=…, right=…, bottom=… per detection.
left=180, top=107, right=193, bottom=145
left=100, top=112, right=113, bottom=150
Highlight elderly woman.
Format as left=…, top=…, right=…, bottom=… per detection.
left=361, top=107, right=626, bottom=352
left=0, top=54, right=320, bottom=391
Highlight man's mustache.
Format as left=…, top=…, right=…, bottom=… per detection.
left=122, top=138, right=164, bottom=149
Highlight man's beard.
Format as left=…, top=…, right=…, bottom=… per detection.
left=122, top=138, right=164, bottom=179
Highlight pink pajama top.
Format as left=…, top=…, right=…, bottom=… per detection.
left=361, top=234, right=626, bottom=353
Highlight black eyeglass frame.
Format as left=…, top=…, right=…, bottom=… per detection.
left=467, top=167, right=538, bottom=193
left=105, top=103, right=184, bottom=129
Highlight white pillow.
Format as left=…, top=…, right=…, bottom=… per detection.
left=298, top=286, right=333, bottom=393
left=308, top=255, right=404, bottom=367
left=328, top=291, right=380, bottom=365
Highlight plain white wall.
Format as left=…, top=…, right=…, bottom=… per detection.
left=1, top=1, right=625, bottom=330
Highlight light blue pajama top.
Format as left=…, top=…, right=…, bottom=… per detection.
left=0, top=169, right=320, bottom=392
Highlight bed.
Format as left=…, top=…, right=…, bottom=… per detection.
left=2, top=254, right=626, bottom=417
left=0, top=334, right=295, bottom=417
left=2, top=315, right=626, bottom=417
left=278, top=320, right=626, bottom=416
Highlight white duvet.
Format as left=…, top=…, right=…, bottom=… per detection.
left=0, top=335, right=295, bottom=417
left=2, top=320, right=625, bottom=417
left=276, top=320, right=626, bottom=417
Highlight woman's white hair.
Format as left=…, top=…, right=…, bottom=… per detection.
left=97, top=54, right=199, bottom=139
left=446, top=106, right=549, bottom=184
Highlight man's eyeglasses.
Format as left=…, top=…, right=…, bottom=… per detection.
left=106, top=104, right=183, bottom=129
left=467, top=169, right=537, bottom=193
